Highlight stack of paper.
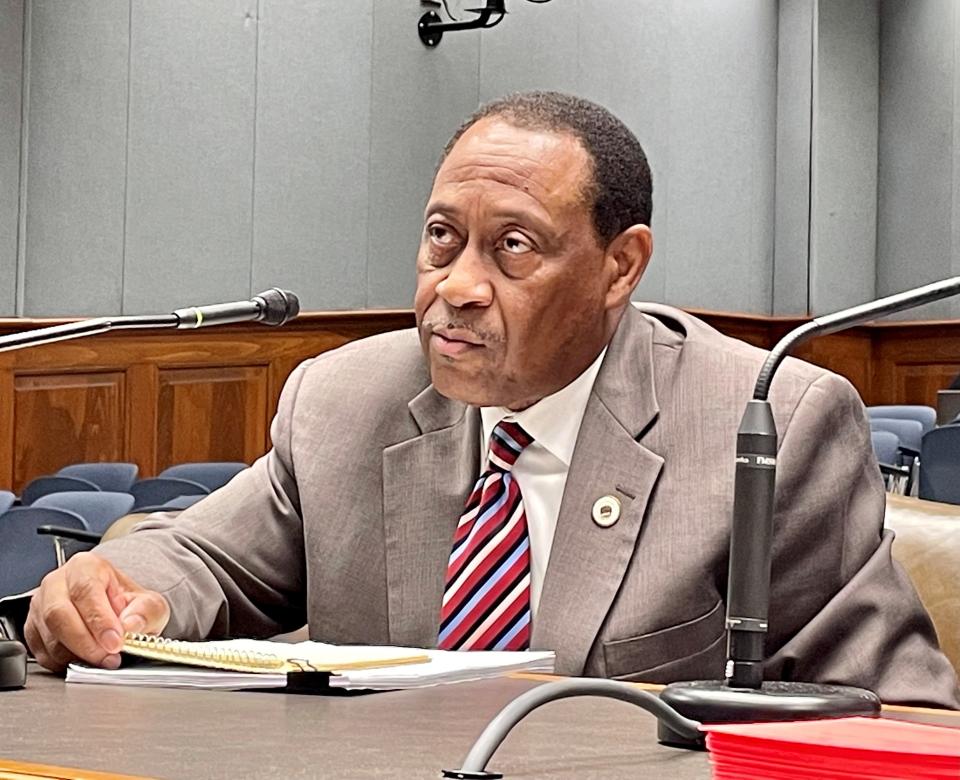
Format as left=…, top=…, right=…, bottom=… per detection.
left=67, top=663, right=288, bottom=690
left=704, top=716, right=960, bottom=779
left=329, top=648, right=555, bottom=690
left=66, top=645, right=555, bottom=692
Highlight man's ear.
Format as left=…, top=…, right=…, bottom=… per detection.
left=604, top=224, right=653, bottom=309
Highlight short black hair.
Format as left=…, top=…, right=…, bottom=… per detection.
left=440, top=91, right=653, bottom=243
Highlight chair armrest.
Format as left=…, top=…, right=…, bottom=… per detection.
left=36, top=525, right=103, bottom=544
left=878, top=462, right=909, bottom=476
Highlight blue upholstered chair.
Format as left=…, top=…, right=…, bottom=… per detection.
left=33, top=491, right=135, bottom=535
left=132, top=493, right=206, bottom=514
left=871, top=430, right=900, bottom=466
left=0, top=507, right=90, bottom=597
left=867, top=405, right=937, bottom=435
left=869, top=417, right=924, bottom=457
left=871, top=430, right=911, bottom=494
left=20, top=475, right=100, bottom=505
left=130, top=478, right=209, bottom=511
left=0, top=491, right=14, bottom=516
left=159, top=462, right=246, bottom=492
left=919, top=426, right=960, bottom=505
left=57, top=462, right=139, bottom=493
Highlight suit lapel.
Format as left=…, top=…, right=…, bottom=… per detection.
left=533, top=308, right=664, bottom=673
left=382, top=386, right=479, bottom=648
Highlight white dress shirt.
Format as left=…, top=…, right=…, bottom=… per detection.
left=479, top=348, right=607, bottom=618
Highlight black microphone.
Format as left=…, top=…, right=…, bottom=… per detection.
left=0, top=289, right=300, bottom=353
left=173, top=288, right=299, bottom=329
left=658, top=275, right=960, bottom=747
left=0, top=287, right=300, bottom=691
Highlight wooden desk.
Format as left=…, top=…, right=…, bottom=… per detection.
left=1, top=670, right=958, bottom=780
left=0, top=669, right=708, bottom=779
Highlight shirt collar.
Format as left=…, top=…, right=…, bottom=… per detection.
left=479, top=347, right=607, bottom=467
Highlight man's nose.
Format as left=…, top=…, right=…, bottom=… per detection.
left=435, top=243, right=493, bottom=309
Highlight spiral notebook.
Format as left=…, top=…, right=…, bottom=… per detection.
left=118, top=633, right=429, bottom=673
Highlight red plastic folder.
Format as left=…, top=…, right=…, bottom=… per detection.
left=703, top=716, right=960, bottom=779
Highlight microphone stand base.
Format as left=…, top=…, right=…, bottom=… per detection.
left=658, top=679, right=881, bottom=749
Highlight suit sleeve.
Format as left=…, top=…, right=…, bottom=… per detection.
left=765, top=372, right=960, bottom=708
left=93, top=361, right=310, bottom=640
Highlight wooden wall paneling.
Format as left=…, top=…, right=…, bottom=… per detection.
left=12, top=371, right=126, bottom=493
left=793, top=330, right=874, bottom=403
left=890, top=363, right=959, bottom=407
left=0, top=363, right=15, bottom=489
left=125, top=363, right=159, bottom=480
left=156, top=366, right=269, bottom=471
left=871, top=323, right=960, bottom=407
left=691, top=310, right=806, bottom=350
left=2, top=309, right=958, bottom=494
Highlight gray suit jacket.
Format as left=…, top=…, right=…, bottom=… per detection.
left=97, top=305, right=960, bottom=708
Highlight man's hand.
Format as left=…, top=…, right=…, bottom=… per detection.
left=24, top=552, right=170, bottom=672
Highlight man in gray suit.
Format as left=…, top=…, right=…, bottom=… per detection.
left=25, top=92, right=960, bottom=707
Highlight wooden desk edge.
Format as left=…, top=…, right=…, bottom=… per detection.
left=509, top=673, right=960, bottom=718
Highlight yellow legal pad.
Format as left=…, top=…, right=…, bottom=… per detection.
left=121, top=633, right=430, bottom=674
left=0, top=758, right=151, bottom=780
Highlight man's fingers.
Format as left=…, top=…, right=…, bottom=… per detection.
left=105, top=573, right=128, bottom=616
left=63, top=556, right=125, bottom=653
left=24, top=614, right=67, bottom=672
left=37, top=592, right=120, bottom=668
left=25, top=552, right=167, bottom=672
left=119, top=590, right=170, bottom=636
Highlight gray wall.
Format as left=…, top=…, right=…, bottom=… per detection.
left=0, top=1, right=955, bottom=319
left=0, top=0, right=22, bottom=315
left=1, top=0, right=781, bottom=317
left=809, top=0, right=878, bottom=315
left=878, top=0, right=960, bottom=319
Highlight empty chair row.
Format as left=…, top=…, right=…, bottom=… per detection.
left=866, top=404, right=937, bottom=435
left=871, top=418, right=960, bottom=505
left=0, top=491, right=207, bottom=598
left=20, top=462, right=246, bottom=508
left=0, top=507, right=91, bottom=596
left=870, top=430, right=913, bottom=494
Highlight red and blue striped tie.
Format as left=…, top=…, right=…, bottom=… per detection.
left=438, top=420, right=534, bottom=651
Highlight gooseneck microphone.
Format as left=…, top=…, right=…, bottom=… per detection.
left=443, top=276, right=960, bottom=775
left=658, top=274, right=960, bottom=746
left=173, top=288, right=299, bottom=329
left=0, top=287, right=299, bottom=691
left=0, top=289, right=300, bottom=353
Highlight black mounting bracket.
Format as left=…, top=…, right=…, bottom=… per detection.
left=418, top=3, right=506, bottom=48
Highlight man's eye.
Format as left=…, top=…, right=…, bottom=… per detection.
left=500, top=232, right=533, bottom=255
left=427, top=224, right=457, bottom=246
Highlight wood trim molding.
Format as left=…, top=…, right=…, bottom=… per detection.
left=0, top=308, right=957, bottom=492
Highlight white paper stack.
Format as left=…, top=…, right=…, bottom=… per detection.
left=329, top=649, right=556, bottom=690
left=66, top=647, right=555, bottom=692
left=66, top=663, right=287, bottom=690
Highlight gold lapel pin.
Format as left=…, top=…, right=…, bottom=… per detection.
left=591, top=495, right=621, bottom=528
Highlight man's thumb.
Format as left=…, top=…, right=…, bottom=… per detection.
left=118, top=591, right=170, bottom=636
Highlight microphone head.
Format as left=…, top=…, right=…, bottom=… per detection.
left=254, top=288, right=300, bottom=326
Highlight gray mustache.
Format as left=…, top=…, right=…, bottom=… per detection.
left=422, top=320, right=504, bottom=344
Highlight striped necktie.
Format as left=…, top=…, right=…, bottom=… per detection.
left=438, top=420, right=534, bottom=651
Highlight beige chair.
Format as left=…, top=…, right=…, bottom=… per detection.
left=886, top=494, right=960, bottom=676
left=100, top=512, right=156, bottom=543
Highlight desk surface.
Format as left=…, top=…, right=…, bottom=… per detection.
left=1, top=669, right=708, bottom=779
left=2, top=670, right=959, bottom=780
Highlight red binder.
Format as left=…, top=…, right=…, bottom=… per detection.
left=703, top=716, right=960, bottom=779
